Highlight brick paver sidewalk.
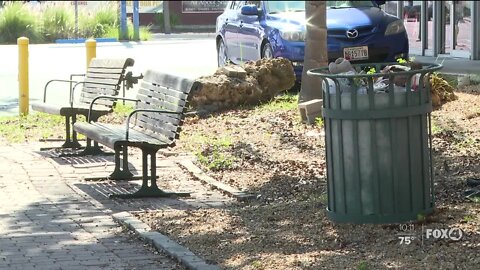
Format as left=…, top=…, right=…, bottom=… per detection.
left=0, top=143, right=186, bottom=270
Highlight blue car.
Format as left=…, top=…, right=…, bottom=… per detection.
left=216, top=0, right=409, bottom=79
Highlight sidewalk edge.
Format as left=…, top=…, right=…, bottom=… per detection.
left=113, top=211, right=221, bottom=270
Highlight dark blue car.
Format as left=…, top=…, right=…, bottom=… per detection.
left=216, top=1, right=409, bottom=78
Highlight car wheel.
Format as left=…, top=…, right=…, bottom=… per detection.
left=217, top=39, right=228, bottom=67
left=262, top=42, right=273, bottom=59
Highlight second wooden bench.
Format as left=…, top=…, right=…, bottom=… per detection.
left=73, top=69, right=201, bottom=198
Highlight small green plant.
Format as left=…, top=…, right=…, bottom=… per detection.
left=113, top=103, right=134, bottom=115
left=194, top=136, right=236, bottom=171
left=357, top=261, right=369, bottom=270
left=462, top=215, right=476, bottom=223
left=430, top=121, right=443, bottom=136
left=396, top=57, right=416, bottom=64
left=315, top=117, right=324, bottom=127
left=250, top=260, right=264, bottom=269
left=366, top=67, right=376, bottom=74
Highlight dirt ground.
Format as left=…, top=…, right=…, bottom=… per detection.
left=135, top=85, right=480, bottom=269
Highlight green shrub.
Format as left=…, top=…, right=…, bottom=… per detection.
left=127, top=19, right=152, bottom=41
left=102, top=25, right=119, bottom=39
left=40, top=3, right=74, bottom=42
left=0, top=2, right=42, bottom=43
left=94, top=3, right=117, bottom=27
left=103, top=19, right=153, bottom=41
left=78, top=3, right=117, bottom=38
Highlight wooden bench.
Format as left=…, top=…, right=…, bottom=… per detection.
left=73, top=70, right=202, bottom=199
left=32, top=58, right=135, bottom=150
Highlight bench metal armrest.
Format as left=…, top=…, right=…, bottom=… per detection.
left=88, top=95, right=139, bottom=122
left=125, top=109, right=181, bottom=141
left=71, top=81, right=86, bottom=107
left=70, top=74, right=85, bottom=80
left=43, top=79, right=81, bottom=103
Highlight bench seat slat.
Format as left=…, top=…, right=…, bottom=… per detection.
left=140, top=81, right=189, bottom=100
left=89, top=58, right=135, bottom=69
left=86, top=72, right=125, bottom=80
left=87, top=67, right=125, bottom=74
left=81, top=89, right=118, bottom=99
left=84, top=77, right=122, bottom=86
left=143, top=70, right=198, bottom=92
left=137, top=87, right=187, bottom=107
left=136, top=96, right=184, bottom=113
left=74, top=122, right=171, bottom=149
left=133, top=107, right=182, bottom=122
left=83, top=82, right=119, bottom=91
left=133, top=115, right=179, bottom=139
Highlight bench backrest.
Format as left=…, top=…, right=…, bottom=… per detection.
left=132, top=70, right=202, bottom=146
left=78, top=58, right=135, bottom=109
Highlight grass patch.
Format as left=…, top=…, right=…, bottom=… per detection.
left=192, top=135, right=236, bottom=171
left=0, top=105, right=132, bottom=143
left=0, top=113, right=64, bottom=143
left=254, top=93, right=298, bottom=113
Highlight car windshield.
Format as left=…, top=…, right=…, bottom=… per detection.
left=327, top=1, right=375, bottom=9
left=265, top=1, right=305, bottom=14
left=264, top=1, right=376, bottom=14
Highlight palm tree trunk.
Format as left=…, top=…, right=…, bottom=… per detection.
left=299, top=1, right=327, bottom=103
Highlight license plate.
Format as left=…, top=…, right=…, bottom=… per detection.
left=343, top=46, right=369, bottom=61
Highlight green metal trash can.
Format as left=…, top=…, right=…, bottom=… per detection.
left=308, top=62, right=442, bottom=224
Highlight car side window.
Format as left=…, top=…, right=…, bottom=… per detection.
left=232, top=1, right=245, bottom=10
left=246, top=1, right=261, bottom=8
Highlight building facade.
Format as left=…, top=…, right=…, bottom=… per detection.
left=383, top=0, right=480, bottom=60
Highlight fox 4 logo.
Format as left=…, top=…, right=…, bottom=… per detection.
left=425, top=228, right=463, bottom=241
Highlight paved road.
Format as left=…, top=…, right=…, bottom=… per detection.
left=0, top=38, right=217, bottom=116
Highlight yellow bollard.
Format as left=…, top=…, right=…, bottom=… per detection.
left=85, top=38, right=96, bottom=69
left=18, top=37, right=29, bottom=116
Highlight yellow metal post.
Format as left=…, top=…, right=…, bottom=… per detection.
left=18, top=37, right=29, bottom=116
left=85, top=39, right=96, bottom=69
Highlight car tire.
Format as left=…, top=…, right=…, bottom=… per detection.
left=217, top=39, right=228, bottom=67
left=261, top=42, right=273, bottom=59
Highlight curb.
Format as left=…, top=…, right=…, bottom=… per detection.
left=177, top=159, right=256, bottom=201
left=62, top=164, right=220, bottom=270
left=113, top=212, right=220, bottom=270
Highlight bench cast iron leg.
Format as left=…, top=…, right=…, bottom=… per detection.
left=110, top=148, right=190, bottom=199
left=109, top=143, right=134, bottom=180
left=40, top=114, right=82, bottom=151
left=62, top=114, right=82, bottom=148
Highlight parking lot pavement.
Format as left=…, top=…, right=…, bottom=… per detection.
left=0, top=141, right=230, bottom=269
